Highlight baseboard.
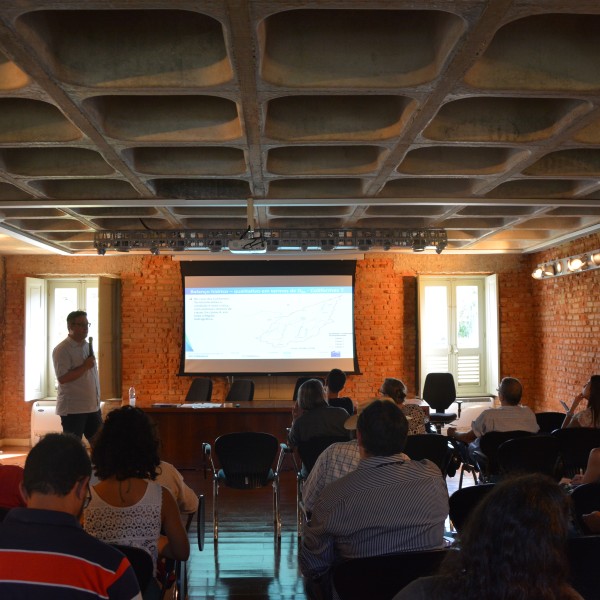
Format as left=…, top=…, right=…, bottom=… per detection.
left=457, top=396, right=494, bottom=403
left=0, top=438, right=30, bottom=448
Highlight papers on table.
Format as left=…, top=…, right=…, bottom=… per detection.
left=180, top=402, right=222, bottom=409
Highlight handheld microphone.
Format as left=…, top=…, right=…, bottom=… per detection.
left=88, top=336, right=94, bottom=358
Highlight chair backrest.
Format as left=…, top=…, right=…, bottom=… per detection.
left=328, top=396, right=354, bottom=415
left=568, top=535, right=600, bottom=600
left=535, top=411, right=565, bottom=434
left=570, top=482, right=600, bottom=534
left=184, top=378, right=213, bottom=403
left=111, top=544, right=154, bottom=592
left=403, top=433, right=452, bottom=474
left=497, top=434, right=561, bottom=479
left=214, top=431, right=278, bottom=489
left=297, top=435, right=350, bottom=474
left=225, top=379, right=254, bottom=402
left=292, top=376, right=325, bottom=402
left=448, top=483, right=496, bottom=533
left=551, top=427, right=600, bottom=477
left=422, top=373, right=456, bottom=413
left=332, top=548, right=450, bottom=600
left=477, top=430, right=533, bottom=476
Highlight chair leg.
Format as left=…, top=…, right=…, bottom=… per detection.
left=297, top=476, right=303, bottom=537
left=273, top=479, right=281, bottom=538
left=212, top=479, right=219, bottom=541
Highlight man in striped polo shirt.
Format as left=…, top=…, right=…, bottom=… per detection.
left=300, top=400, right=448, bottom=589
left=447, top=376, right=539, bottom=461
left=0, top=433, right=141, bottom=599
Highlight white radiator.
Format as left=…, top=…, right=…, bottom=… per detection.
left=30, top=401, right=62, bottom=446
left=30, top=401, right=105, bottom=446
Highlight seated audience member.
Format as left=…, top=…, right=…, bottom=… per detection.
left=381, top=377, right=427, bottom=435
left=0, top=433, right=141, bottom=599
left=447, top=377, right=539, bottom=461
left=84, top=406, right=189, bottom=581
left=582, top=511, right=600, bottom=533
left=300, top=400, right=448, bottom=590
left=0, top=463, right=26, bottom=508
left=156, top=460, right=198, bottom=516
left=325, top=369, right=354, bottom=414
left=289, top=379, right=351, bottom=448
left=570, top=447, right=600, bottom=486
left=394, top=473, right=582, bottom=600
left=302, top=398, right=410, bottom=513
left=562, top=375, right=600, bottom=429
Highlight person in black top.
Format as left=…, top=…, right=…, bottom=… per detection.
left=325, top=369, right=354, bottom=415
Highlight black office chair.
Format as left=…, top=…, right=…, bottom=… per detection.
left=497, top=434, right=561, bottom=479
left=568, top=535, right=600, bottom=600
left=551, top=427, right=600, bottom=478
left=570, top=483, right=600, bottom=535
left=448, top=483, right=495, bottom=534
left=111, top=544, right=154, bottom=594
left=403, top=433, right=453, bottom=476
left=0, top=507, right=11, bottom=522
left=422, top=373, right=461, bottom=434
left=160, top=494, right=205, bottom=600
left=328, top=396, right=354, bottom=415
left=203, top=432, right=283, bottom=540
left=281, top=435, right=350, bottom=536
left=332, top=548, right=450, bottom=600
left=473, top=430, right=534, bottom=482
left=184, top=378, right=213, bottom=403
left=292, top=376, right=325, bottom=402
left=535, top=411, right=565, bottom=434
left=225, top=379, right=254, bottom=402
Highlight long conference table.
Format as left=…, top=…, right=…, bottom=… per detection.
left=144, top=401, right=293, bottom=469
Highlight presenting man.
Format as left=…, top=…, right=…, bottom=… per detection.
left=52, top=310, right=101, bottom=441
left=300, top=400, right=448, bottom=587
left=0, top=433, right=141, bottom=599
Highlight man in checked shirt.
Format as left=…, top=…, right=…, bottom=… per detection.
left=300, top=400, right=448, bottom=591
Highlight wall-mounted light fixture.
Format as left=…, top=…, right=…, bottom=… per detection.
left=531, top=249, right=600, bottom=280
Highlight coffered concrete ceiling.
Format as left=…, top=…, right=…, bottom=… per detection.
left=1, top=1, right=600, bottom=255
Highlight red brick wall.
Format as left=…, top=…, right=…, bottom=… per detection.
left=0, top=247, right=583, bottom=439
left=528, top=232, right=600, bottom=412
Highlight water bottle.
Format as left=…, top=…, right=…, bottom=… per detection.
left=128, top=386, right=137, bottom=407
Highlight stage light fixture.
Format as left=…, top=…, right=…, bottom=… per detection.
left=93, top=227, right=447, bottom=255
left=531, top=249, right=600, bottom=279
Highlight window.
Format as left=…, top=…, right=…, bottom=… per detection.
left=25, top=276, right=120, bottom=401
left=418, top=275, right=499, bottom=397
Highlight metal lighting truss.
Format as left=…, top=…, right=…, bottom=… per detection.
left=94, top=228, right=448, bottom=255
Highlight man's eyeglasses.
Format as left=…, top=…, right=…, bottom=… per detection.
left=73, top=322, right=91, bottom=329
left=83, top=486, right=92, bottom=509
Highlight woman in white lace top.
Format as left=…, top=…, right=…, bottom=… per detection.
left=83, top=406, right=189, bottom=578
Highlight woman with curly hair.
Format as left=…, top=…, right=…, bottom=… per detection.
left=394, top=473, right=582, bottom=600
left=84, top=406, right=189, bottom=583
left=562, top=375, right=600, bottom=428
left=380, top=377, right=427, bottom=435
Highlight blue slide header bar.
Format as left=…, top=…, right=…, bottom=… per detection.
left=187, top=287, right=351, bottom=295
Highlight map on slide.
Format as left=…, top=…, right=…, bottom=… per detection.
left=185, top=286, right=353, bottom=360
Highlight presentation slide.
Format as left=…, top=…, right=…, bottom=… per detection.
left=183, top=274, right=356, bottom=373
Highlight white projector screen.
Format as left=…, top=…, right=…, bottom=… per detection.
left=181, top=266, right=358, bottom=375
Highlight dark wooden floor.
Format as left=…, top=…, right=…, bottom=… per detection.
left=1, top=446, right=472, bottom=600
left=181, top=464, right=473, bottom=600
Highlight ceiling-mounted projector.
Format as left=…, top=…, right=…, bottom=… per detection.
left=228, top=238, right=267, bottom=254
